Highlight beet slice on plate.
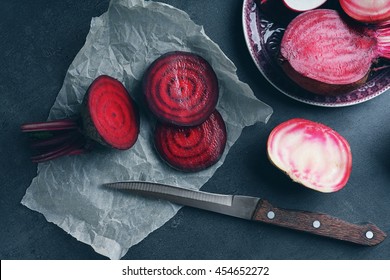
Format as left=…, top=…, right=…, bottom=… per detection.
left=154, top=110, right=227, bottom=172
left=267, top=118, right=352, bottom=193
left=144, top=51, right=219, bottom=126
left=21, top=75, right=140, bottom=162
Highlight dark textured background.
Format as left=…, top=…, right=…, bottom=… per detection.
left=1, top=0, right=389, bottom=259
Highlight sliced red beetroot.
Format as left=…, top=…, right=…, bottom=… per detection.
left=143, top=51, right=219, bottom=126
left=267, top=118, right=352, bottom=193
left=81, top=75, right=139, bottom=150
left=280, top=9, right=390, bottom=95
left=154, top=110, right=227, bottom=172
left=339, top=0, right=390, bottom=23
left=21, top=75, right=139, bottom=162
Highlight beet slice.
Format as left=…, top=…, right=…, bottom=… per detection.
left=81, top=75, right=139, bottom=150
left=21, top=75, right=139, bottom=162
left=280, top=9, right=390, bottom=95
left=144, top=51, right=219, bottom=126
left=267, top=118, right=352, bottom=193
left=154, top=110, right=227, bottom=172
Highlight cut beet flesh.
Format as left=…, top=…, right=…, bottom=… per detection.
left=82, top=75, right=139, bottom=150
left=339, top=0, right=390, bottom=23
left=144, top=51, right=219, bottom=126
left=280, top=9, right=390, bottom=95
left=283, top=0, right=327, bottom=12
left=267, top=118, right=352, bottom=193
left=260, top=0, right=327, bottom=10
left=21, top=75, right=139, bottom=162
left=154, top=110, right=227, bottom=172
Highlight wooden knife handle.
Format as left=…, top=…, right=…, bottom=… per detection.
left=252, top=199, right=387, bottom=246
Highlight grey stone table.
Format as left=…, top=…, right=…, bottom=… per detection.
left=1, top=0, right=389, bottom=259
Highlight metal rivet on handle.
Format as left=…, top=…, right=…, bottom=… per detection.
left=267, top=211, right=275, bottom=220
left=365, top=231, right=374, bottom=239
left=313, top=220, right=321, bottom=228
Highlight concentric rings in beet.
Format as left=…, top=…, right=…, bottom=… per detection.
left=144, top=51, right=219, bottom=126
left=85, top=75, right=139, bottom=150
left=154, top=110, right=227, bottom=172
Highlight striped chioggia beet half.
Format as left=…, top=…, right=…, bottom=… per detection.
left=267, top=118, right=352, bottom=193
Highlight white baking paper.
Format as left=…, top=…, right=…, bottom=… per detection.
left=21, top=0, right=273, bottom=259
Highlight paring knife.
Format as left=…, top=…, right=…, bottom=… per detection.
left=103, top=181, right=387, bottom=246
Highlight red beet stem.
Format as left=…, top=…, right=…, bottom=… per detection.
left=30, top=138, right=85, bottom=163
left=21, top=119, right=78, bottom=132
left=29, top=132, right=78, bottom=148
left=67, top=148, right=86, bottom=156
left=372, top=64, right=390, bottom=72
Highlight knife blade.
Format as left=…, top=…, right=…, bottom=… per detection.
left=103, top=181, right=387, bottom=246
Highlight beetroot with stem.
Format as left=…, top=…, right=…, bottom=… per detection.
left=339, top=0, right=390, bottom=23
left=21, top=75, right=140, bottom=162
left=280, top=9, right=390, bottom=95
left=143, top=51, right=219, bottom=126
left=154, top=110, right=227, bottom=172
left=267, top=118, right=352, bottom=193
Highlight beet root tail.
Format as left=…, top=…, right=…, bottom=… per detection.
left=30, top=139, right=86, bottom=163
left=21, top=118, right=88, bottom=163
left=21, top=119, right=79, bottom=132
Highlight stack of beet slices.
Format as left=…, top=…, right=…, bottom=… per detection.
left=144, top=51, right=227, bottom=172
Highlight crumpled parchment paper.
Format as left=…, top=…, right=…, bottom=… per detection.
left=21, top=0, right=273, bottom=259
